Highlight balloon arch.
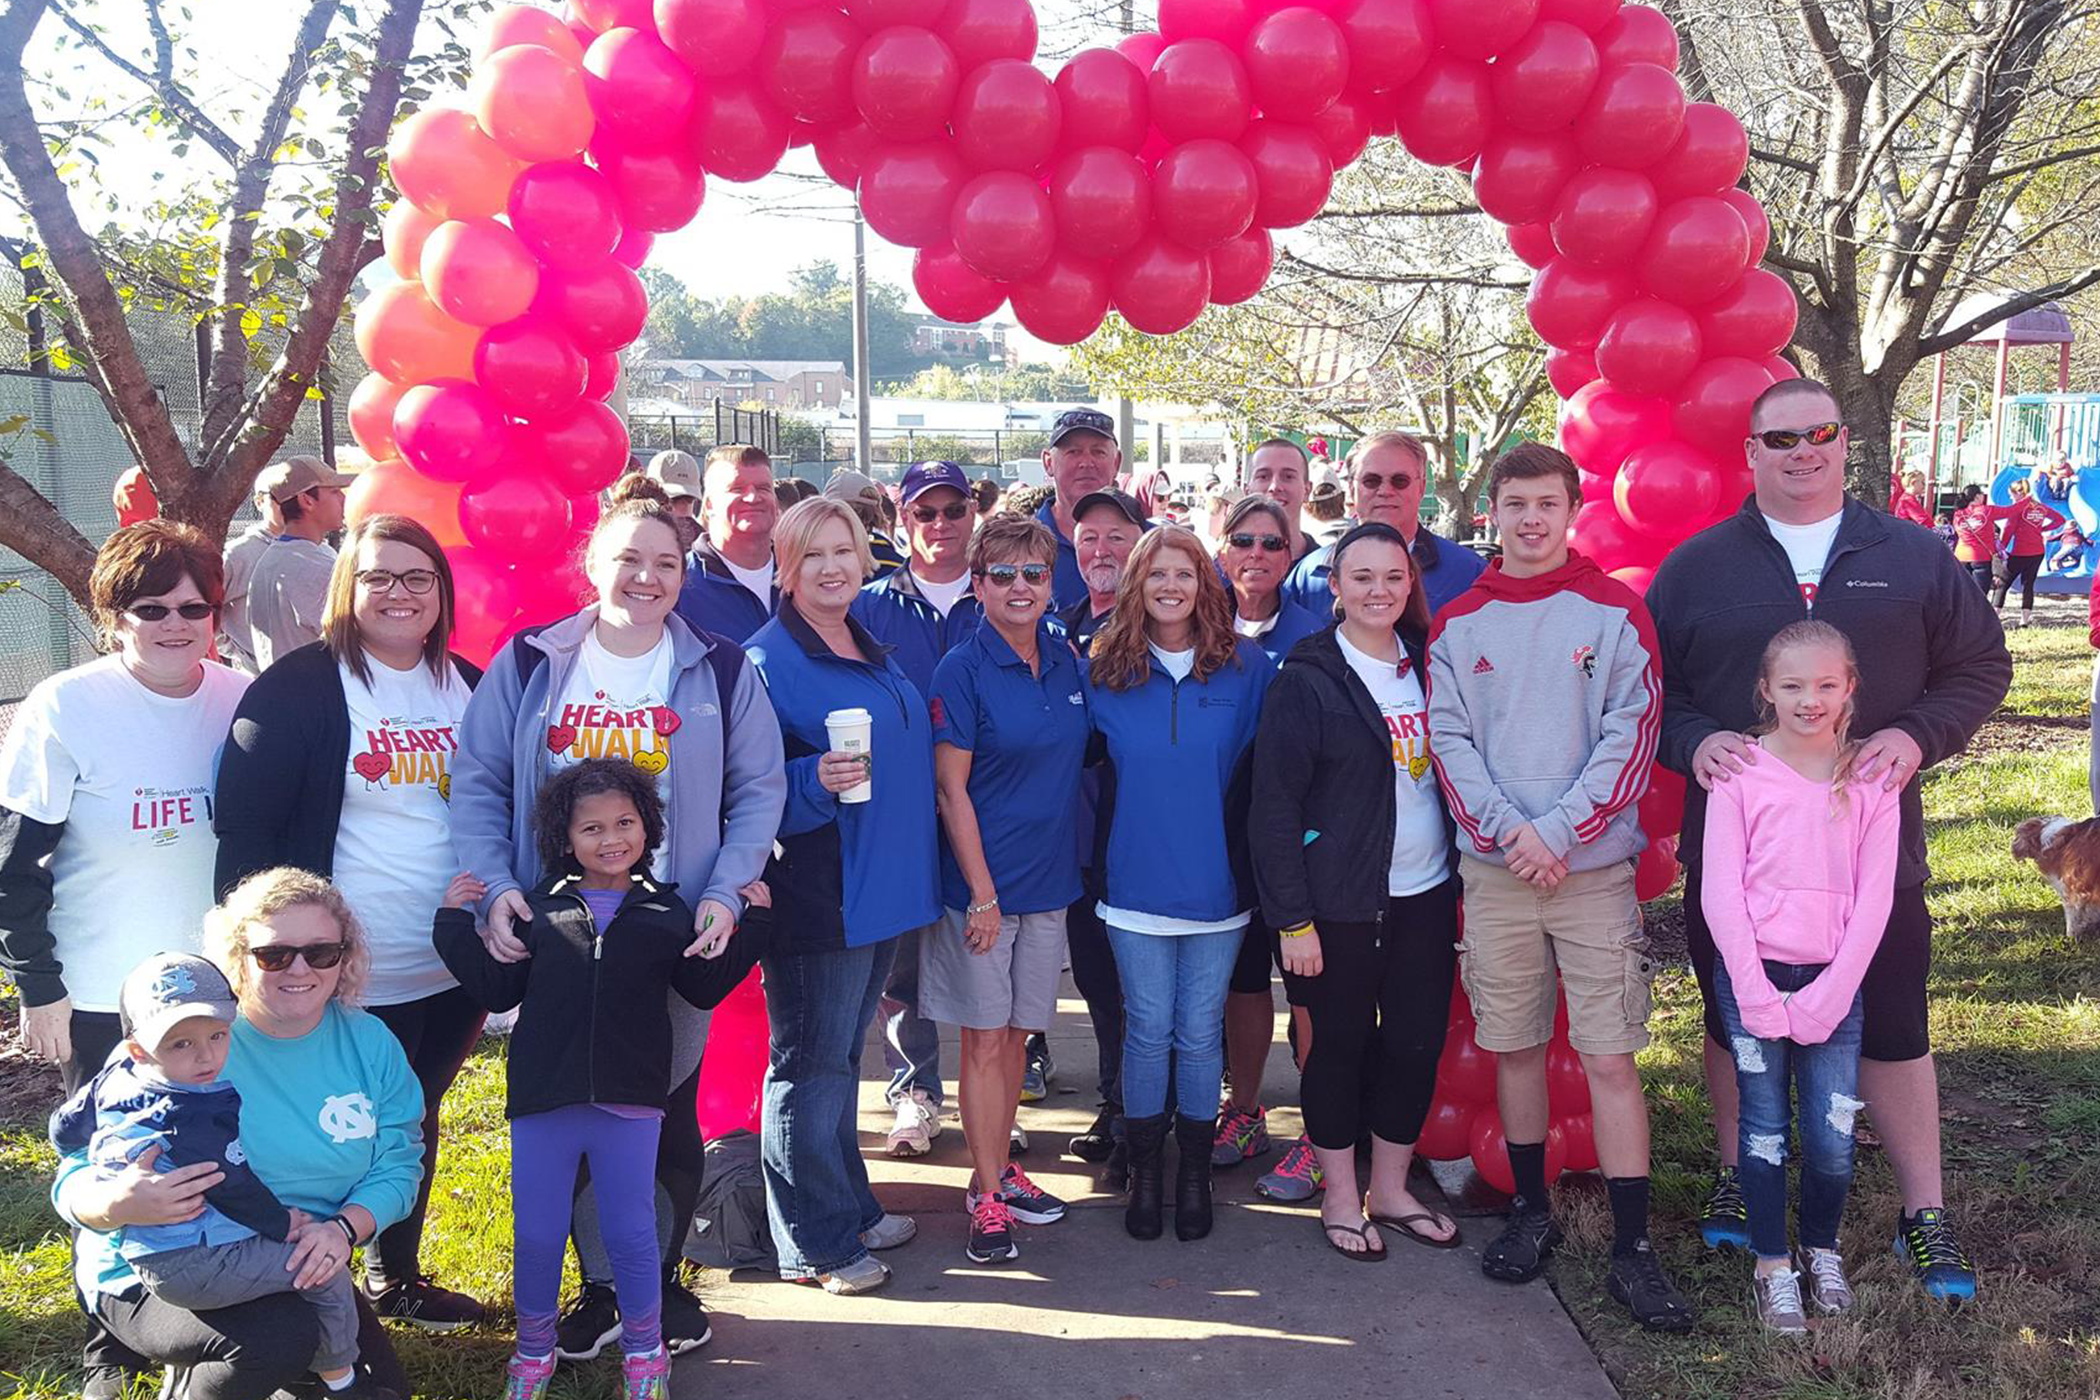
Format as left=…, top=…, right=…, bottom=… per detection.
left=350, top=0, right=1795, bottom=1179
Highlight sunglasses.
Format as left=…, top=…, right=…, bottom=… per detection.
left=1755, top=422, right=1842, bottom=450
left=126, top=602, right=217, bottom=622
left=911, top=501, right=972, bottom=523
left=981, top=562, right=1052, bottom=586
left=1227, top=532, right=1289, bottom=553
left=356, top=568, right=440, bottom=595
left=1356, top=471, right=1414, bottom=494
left=248, top=941, right=350, bottom=973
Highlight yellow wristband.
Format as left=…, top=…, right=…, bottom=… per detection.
left=1279, top=921, right=1314, bottom=938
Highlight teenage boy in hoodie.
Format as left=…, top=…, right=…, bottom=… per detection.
left=1428, top=444, right=1694, bottom=1333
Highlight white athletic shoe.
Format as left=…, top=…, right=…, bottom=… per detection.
left=886, top=1088, right=941, bottom=1157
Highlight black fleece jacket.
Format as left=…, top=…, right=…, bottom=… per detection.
left=1647, top=495, right=2012, bottom=888
left=1249, top=624, right=1457, bottom=929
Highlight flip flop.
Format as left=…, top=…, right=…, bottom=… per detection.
left=1321, top=1219, right=1388, bottom=1263
left=1369, top=1209, right=1464, bottom=1250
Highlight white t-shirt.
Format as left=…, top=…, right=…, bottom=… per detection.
left=549, top=631, right=677, bottom=878
left=332, top=657, right=473, bottom=1006
left=0, top=656, right=249, bottom=1010
left=1233, top=612, right=1278, bottom=640
left=1762, top=510, right=1843, bottom=609
left=247, top=536, right=337, bottom=671
left=721, top=554, right=774, bottom=605
left=1149, top=643, right=1196, bottom=682
left=1336, top=631, right=1450, bottom=897
left=913, top=570, right=973, bottom=619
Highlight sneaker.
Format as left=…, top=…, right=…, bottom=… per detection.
left=1605, top=1240, right=1698, bottom=1333
left=812, top=1255, right=891, bottom=1294
left=660, top=1275, right=712, bottom=1354
left=969, top=1162, right=1066, bottom=1224
left=1211, top=1103, right=1271, bottom=1167
left=1009, top=1122, right=1029, bottom=1155
left=621, top=1347, right=672, bottom=1400
left=315, top=1374, right=401, bottom=1400
left=1750, top=1265, right=1810, bottom=1335
left=886, top=1087, right=941, bottom=1157
left=1255, top=1135, right=1324, bottom=1202
left=1070, top=1104, right=1117, bottom=1163
left=1481, top=1208, right=1562, bottom=1283
left=965, top=1196, right=1020, bottom=1265
left=82, top=1367, right=133, bottom=1400
left=1021, top=1035, right=1052, bottom=1102
left=1894, top=1208, right=1978, bottom=1301
left=359, top=1273, right=485, bottom=1332
left=553, top=1282, right=622, bottom=1361
left=502, top=1352, right=556, bottom=1400
left=1698, top=1168, right=1752, bottom=1251
left=860, top=1212, right=918, bottom=1250
left=1795, top=1246, right=1855, bottom=1315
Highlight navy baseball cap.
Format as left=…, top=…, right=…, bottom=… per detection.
left=899, top=460, right=971, bottom=504
left=1072, top=489, right=1145, bottom=526
left=1049, top=407, right=1117, bottom=446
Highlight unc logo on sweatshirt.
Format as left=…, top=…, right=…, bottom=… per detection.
left=317, top=1092, right=376, bottom=1145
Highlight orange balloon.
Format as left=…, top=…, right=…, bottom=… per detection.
left=345, top=457, right=469, bottom=552
left=347, top=372, right=410, bottom=461
left=472, top=45, right=595, bottom=163
left=387, top=106, right=523, bottom=220
left=477, top=4, right=585, bottom=64
left=354, top=281, right=482, bottom=385
left=382, top=201, right=443, bottom=282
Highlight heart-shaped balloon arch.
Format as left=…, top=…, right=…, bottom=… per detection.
left=350, top=0, right=1792, bottom=1177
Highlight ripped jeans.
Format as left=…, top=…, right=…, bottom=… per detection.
left=1713, top=959, right=1865, bottom=1261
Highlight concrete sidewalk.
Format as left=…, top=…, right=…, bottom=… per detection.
left=675, top=980, right=1619, bottom=1400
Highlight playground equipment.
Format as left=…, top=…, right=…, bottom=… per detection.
left=1911, top=295, right=2074, bottom=496
left=1989, top=452, right=2100, bottom=594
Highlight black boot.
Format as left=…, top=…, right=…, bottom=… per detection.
left=1174, top=1114, right=1215, bottom=1241
left=1124, top=1113, right=1168, bottom=1240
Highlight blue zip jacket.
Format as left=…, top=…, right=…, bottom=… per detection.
left=1036, top=498, right=1090, bottom=611
left=1240, top=597, right=1327, bottom=667
left=1283, top=527, right=1485, bottom=619
left=849, top=566, right=984, bottom=697
left=674, top=539, right=777, bottom=645
left=1085, top=637, right=1275, bottom=921
left=746, top=600, right=941, bottom=951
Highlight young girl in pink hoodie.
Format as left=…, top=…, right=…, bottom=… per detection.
left=1700, top=620, right=1899, bottom=1335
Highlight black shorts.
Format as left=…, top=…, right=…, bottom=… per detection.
left=1683, top=866, right=1932, bottom=1063
left=1231, top=919, right=1301, bottom=1003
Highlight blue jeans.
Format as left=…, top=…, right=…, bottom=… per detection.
left=1714, top=959, right=1865, bottom=1260
left=881, top=924, right=944, bottom=1107
left=761, top=939, right=897, bottom=1279
left=1106, top=923, right=1242, bottom=1120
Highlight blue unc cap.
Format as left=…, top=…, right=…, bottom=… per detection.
left=900, top=459, right=972, bottom=504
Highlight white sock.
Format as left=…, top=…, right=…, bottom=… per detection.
left=323, top=1372, right=355, bottom=1392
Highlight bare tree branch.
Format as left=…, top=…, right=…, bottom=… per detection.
left=48, top=0, right=242, bottom=165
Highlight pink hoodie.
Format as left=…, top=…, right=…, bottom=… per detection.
left=1698, top=746, right=1900, bottom=1045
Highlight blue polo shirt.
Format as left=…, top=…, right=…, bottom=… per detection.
left=1035, top=498, right=1089, bottom=611
left=929, top=619, right=1090, bottom=915
left=1282, top=527, right=1485, bottom=619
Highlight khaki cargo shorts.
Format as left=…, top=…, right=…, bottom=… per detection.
left=1457, top=854, right=1657, bottom=1056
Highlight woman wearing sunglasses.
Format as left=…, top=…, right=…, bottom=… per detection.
left=53, top=868, right=427, bottom=1399
left=213, top=513, right=489, bottom=1330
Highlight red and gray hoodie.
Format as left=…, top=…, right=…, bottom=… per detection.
left=1426, top=551, right=1660, bottom=872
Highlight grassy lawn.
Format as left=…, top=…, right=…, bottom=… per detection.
left=2, top=615, right=2097, bottom=1398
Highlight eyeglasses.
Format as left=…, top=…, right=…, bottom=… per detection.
left=355, top=568, right=440, bottom=595
left=126, top=602, right=216, bottom=622
left=1755, top=423, right=1842, bottom=450
left=248, top=941, right=350, bottom=972
left=1356, top=472, right=1414, bottom=494
left=981, top=563, right=1052, bottom=586
left=911, top=502, right=972, bottom=524
left=1227, top=532, right=1289, bottom=553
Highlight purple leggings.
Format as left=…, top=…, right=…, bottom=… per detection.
left=511, top=1105, right=663, bottom=1358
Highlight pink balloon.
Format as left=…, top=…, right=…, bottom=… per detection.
left=1615, top=438, right=1720, bottom=537
left=355, top=281, right=482, bottom=384
left=1429, top=0, right=1541, bottom=60
left=691, top=78, right=793, bottom=181
left=813, top=118, right=882, bottom=186
left=1239, top=120, right=1334, bottom=227
left=949, top=170, right=1056, bottom=280
left=1208, top=227, right=1274, bottom=304
left=1764, top=354, right=1798, bottom=383
left=913, top=242, right=1008, bottom=321
left=394, top=380, right=512, bottom=484
left=1540, top=0, right=1620, bottom=31
left=382, top=201, right=443, bottom=282
left=508, top=161, right=623, bottom=267
left=1636, top=194, right=1750, bottom=304
left=758, top=7, right=865, bottom=124
left=474, top=315, right=590, bottom=419
left=525, top=398, right=630, bottom=494
left=348, top=373, right=409, bottom=462
left=1116, top=31, right=1169, bottom=70
left=1574, top=61, right=1684, bottom=169
left=846, top=0, right=950, bottom=28
left=1491, top=21, right=1599, bottom=133
left=584, top=28, right=697, bottom=149
left=1242, top=8, right=1350, bottom=121
left=1671, top=355, right=1775, bottom=455
left=535, top=259, right=648, bottom=352
left=1152, top=139, right=1260, bottom=249
left=571, top=0, right=656, bottom=31
left=1472, top=130, right=1580, bottom=225
left=1047, top=147, right=1152, bottom=260
left=1594, top=2, right=1678, bottom=68
left=951, top=58, right=1062, bottom=172
left=1009, top=249, right=1111, bottom=344
left=473, top=44, right=595, bottom=162
left=1507, top=220, right=1558, bottom=269
left=1159, top=0, right=1253, bottom=45
left=657, top=0, right=772, bottom=76
left=1110, top=234, right=1212, bottom=335
left=1055, top=49, right=1150, bottom=152
left=1559, top=379, right=1670, bottom=474
left=461, top=469, right=574, bottom=563
left=1525, top=257, right=1635, bottom=350
left=1393, top=55, right=1494, bottom=167
left=1700, top=268, right=1797, bottom=360
left=447, top=548, right=521, bottom=667
left=1648, top=103, right=1748, bottom=202
left=1593, top=296, right=1703, bottom=395
left=852, top=27, right=961, bottom=140
left=612, top=226, right=655, bottom=267
left=937, top=0, right=1038, bottom=70
left=596, top=142, right=707, bottom=232
left=1545, top=345, right=1599, bottom=398
left=585, top=350, right=621, bottom=400
left=1548, top=166, right=1658, bottom=266
left=857, top=139, right=969, bottom=246
left=1310, top=91, right=1372, bottom=166
left=420, top=219, right=540, bottom=327
left=1335, top=0, right=1431, bottom=94
left=1719, top=187, right=1769, bottom=265
left=693, top=968, right=770, bottom=1139
left=1148, top=39, right=1254, bottom=143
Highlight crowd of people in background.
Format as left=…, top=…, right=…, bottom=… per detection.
left=1897, top=454, right=2087, bottom=628
left=0, top=382, right=2019, bottom=1400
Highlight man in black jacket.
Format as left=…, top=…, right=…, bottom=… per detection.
left=1646, top=378, right=2011, bottom=1304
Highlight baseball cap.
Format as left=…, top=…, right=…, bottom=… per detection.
left=899, top=460, right=971, bottom=504
left=823, top=468, right=884, bottom=502
left=1072, top=489, right=1145, bottom=527
left=1049, top=407, right=1117, bottom=446
left=259, top=455, right=354, bottom=503
left=119, top=953, right=238, bottom=1056
left=644, top=450, right=703, bottom=500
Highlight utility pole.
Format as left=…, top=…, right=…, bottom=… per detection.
left=852, top=211, right=873, bottom=473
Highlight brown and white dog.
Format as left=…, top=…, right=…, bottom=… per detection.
left=2012, top=817, right=2100, bottom=939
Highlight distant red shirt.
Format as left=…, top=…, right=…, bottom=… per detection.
left=1950, top=503, right=2000, bottom=563
left=1888, top=482, right=1930, bottom=526
left=1992, top=497, right=2066, bottom=557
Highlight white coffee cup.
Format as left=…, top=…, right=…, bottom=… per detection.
left=824, top=707, right=874, bottom=804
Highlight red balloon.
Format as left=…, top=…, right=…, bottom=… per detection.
left=1110, top=234, right=1212, bottom=335
left=420, top=220, right=540, bottom=328
left=1637, top=194, right=1750, bottom=305
left=571, top=0, right=655, bottom=31
left=585, top=350, right=621, bottom=400
left=382, top=201, right=442, bottom=282
left=348, top=373, right=409, bottom=462
left=950, top=170, right=1056, bottom=280
left=1671, top=355, right=1775, bottom=456
left=1159, top=0, right=1253, bottom=46
left=1615, top=437, right=1720, bottom=535
left=474, top=315, right=590, bottom=419
left=1549, top=166, right=1658, bottom=267
left=1545, top=345, right=1598, bottom=398
left=1415, top=1096, right=1475, bottom=1161
left=1009, top=249, right=1111, bottom=344
left=1546, top=1040, right=1592, bottom=1116
left=393, top=380, right=511, bottom=484
left=691, top=78, right=793, bottom=181
left=1393, top=56, right=1494, bottom=168
left=345, top=459, right=468, bottom=552
left=585, top=28, right=697, bottom=149
left=1507, top=219, right=1558, bottom=269
left=912, top=242, right=1008, bottom=321
left=937, top=0, right=1038, bottom=71
left=1559, top=379, right=1670, bottom=473
left=473, top=43, right=595, bottom=163
left=1116, top=31, right=1169, bottom=69
left=758, top=8, right=864, bottom=124
left=1701, top=268, right=1796, bottom=360
left=694, top=969, right=770, bottom=1139
left=447, top=547, right=520, bottom=667
left=1540, top=0, right=1620, bottom=27
left=846, top=0, right=949, bottom=28
left=525, top=398, right=630, bottom=494
left=1608, top=562, right=1654, bottom=593
left=1243, top=8, right=1350, bottom=121
left=1633, top=836, right=1680, bottom=900
left=1429, top=0, right=1541, bottom=60
left=1594, top=297, right=1702, bottom=395
left=1638, top=764, right=1688, bottom=838
left=508, top=162, right=623, bottom=268
left=387, top=107, right=523, bottom=221
left=1310, top=91, right=1372, bottom=166
left=1492, top=20, right=1598, bottom=133
left=1470, top=1111, right=1568, bottom=1196
left=1239, top=120, right=1333, bottom=227
left=1335, top=0, right=1431, bottom=94
left=461, top=469, right=574, bottom=563
left=1434, top=1030, right=1498, bottom=1106
left=1525, top=257, right=1635, bottom=351
left=1648, top=103, right=1747, bottom=202
left=1568, top=497, right=1667, bottom=569
left=858, top=139, right=969, bottom=246
left=596, top=142, right=707, bottom=232
left=1764, top=354, right=1798, bottom=383
left=812, top=119, right=881, bottom=186
left=951, top=58, right=1062, bottom=172
left=1719, top=187, right=1769, bottom=266
left=1594, top=2, right=1678, bottom=69
left=1047, top=147, right=1152, bottom=260
left=1148, top=39, right=1254, bottom=143
left=1055, top=50, right=1150, bottom=153
left=1208, top=227, right=1273, bottom=304
left=1560, top=1112, right=1599, bottom=1173
left=613, top=227, right=653, bottom=268
left=355, top=281, right=481, bottom=384
left=656, top=0, right=771, bottom=76
left=536, top=259, right=648, bottom=352
left=1363, top=87, right=1400, bottom=135
left=1472, top=130, right=1580, bottom=225
left=1574, top=62, right=1684, bottom=169
left=1151, top=139, right=1260, bottom=250
left=853, top=27, right=960, bottom=140
left=481, top=7, right=587, bottom=63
